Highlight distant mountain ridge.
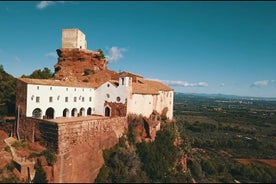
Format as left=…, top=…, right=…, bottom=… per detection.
left=174, top=92, right=276, bottom=101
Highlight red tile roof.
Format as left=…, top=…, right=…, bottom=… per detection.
left=18, top=71, right=173, bottom=95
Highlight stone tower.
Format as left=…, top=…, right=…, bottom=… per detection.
left=61, top=28, right=87, bottom=49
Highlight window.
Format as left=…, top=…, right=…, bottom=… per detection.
left=106, top=93, right=110, bottom=98
left=37, top=86, right=39, bottom=90
left=74, top=88, right=76, bottom=91
left=50, top=87, right=52, bottom=90
left=82, top=88, right=84, bottom=91
left=65, top=97, right=68, bottom=102
left=66, top=88, right=68, bottom=91
left=89, top=97, right=92, bottom=102
left=107, top=84, right=110, bottom=87
left=82, top=97, right=85, bottom=102
left=116, top=96, right=121, bottom=102
left=36, top=96, right=40, bottom=103
left=121, top=78, right=125, bottom=85
left=74, top=97, right=77, bottom=102
left=49, top=96, right=53, bottom=102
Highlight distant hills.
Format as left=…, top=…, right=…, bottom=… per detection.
left=174, top=92, right=276, bottom=101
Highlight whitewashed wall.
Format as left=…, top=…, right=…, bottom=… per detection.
left=26, top=84, right=95, bottom=118
left=127, top=94, right=154, bottom=118
left=127, top=90, right=174, bottom=119
left=94, top=77, right=129, bottom=116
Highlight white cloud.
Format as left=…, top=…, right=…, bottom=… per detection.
left=46, top=52, right=57, bottom=58
left=251, top=80, right=269, bottom=87
left=106, top=46, right=127, bottom=62
left=149, top=79, right=209, bottom=87
left=36, top=1, right=66, bottom=10
left=36, top=1, right=55, bottom=9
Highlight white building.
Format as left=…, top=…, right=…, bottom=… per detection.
left=16, top=73, right=173, bottom=120
left=16, top=28, right=174, bottom=120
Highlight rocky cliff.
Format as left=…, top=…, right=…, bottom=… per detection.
left=53, top=48, right=108, bottom=81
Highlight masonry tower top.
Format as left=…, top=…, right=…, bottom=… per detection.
left=61, top=28, right=87, bottom=49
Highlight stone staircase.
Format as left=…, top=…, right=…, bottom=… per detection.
left=4, top=137, right=36, bottom=181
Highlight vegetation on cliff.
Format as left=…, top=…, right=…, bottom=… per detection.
left=95, top=118, right=192, bottom=183
left=0, top=66, right=54, bottom=119
left=96, top=93, right=276, bottom=183
left=0, top=65, right=16, bottom=117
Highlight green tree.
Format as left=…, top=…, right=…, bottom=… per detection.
left=21, top=67, right=53, bottom=79
left=0, top=65, right=16, bottom=117
left=97, top=49, right=105, bottom=59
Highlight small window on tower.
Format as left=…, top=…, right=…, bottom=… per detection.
left=36, top=96, right=40, bottom=103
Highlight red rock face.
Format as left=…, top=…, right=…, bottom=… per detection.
left=53, top=48, right=108, bottom=82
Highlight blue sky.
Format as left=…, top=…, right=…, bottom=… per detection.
left=0, top=1, right=276, bottom=98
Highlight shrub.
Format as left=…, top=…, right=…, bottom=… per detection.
left=40, top=149, right=56, bottom=166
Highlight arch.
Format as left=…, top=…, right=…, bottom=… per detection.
left=80, top=107, right=85, bottom=116
left=71, top=108, right=78, bottom=117
left=45, top=107, right=54, bottom=119
left=105, top=106, right=111, bottom=117
left=87, top=107, right=92, bottom=115
left=32, top=108, right=42, bottom=118
left=63, top=108, right=69, bottom=117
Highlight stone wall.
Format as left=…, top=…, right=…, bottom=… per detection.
left=104, top=101, right=127, bottom=117
left=53, top=117, right=127, bottom=183
left=18, top=116, right=128, bottom=183
left=18, top=116, right=58, bottom=151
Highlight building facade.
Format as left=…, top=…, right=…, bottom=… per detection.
left=16, top=75, right=173, bottom=120
left=61, top=28, right=87, bottom=49
left=16, top=28, right=174, bottom=121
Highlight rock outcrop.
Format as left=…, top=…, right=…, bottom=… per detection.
left=53, top=48, right=108, bottom=82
